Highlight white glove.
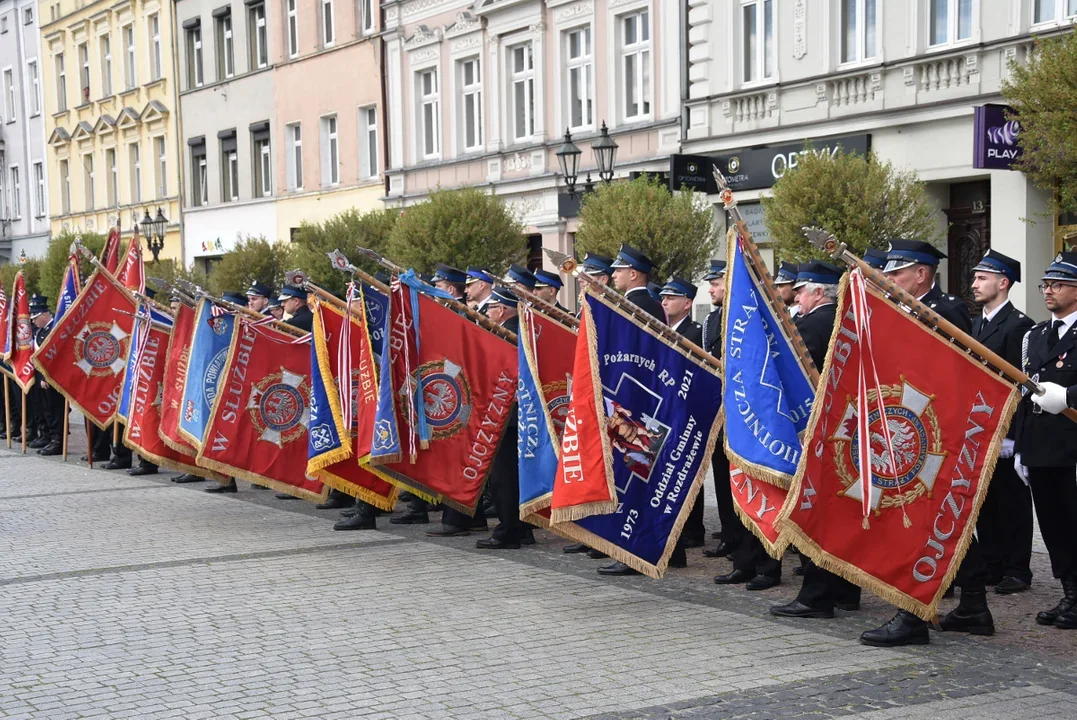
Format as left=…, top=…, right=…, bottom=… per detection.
left=1000, top=438, right=1014, bottom=459
left=1032, top=381, right=1070, bottom=415
left=1014, top=453, right=1029, bottom=485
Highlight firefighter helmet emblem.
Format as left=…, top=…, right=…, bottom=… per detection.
left=74, top=322, right=129, bottom=377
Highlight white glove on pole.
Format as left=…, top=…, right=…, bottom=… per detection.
left=1031, top=381, right=1070, bottom=415
left=1000, top=438, right=1015, bottom=459
left=1014, top=453, right=1030, bottom=485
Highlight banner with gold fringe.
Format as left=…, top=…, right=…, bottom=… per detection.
left=158, top=303, right=199, bottom=457
left=730, top=463, right=789, bottom=560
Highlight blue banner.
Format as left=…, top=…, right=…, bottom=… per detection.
left=54, top=264, right=79, bottom=325
left=370, top=293, right=401, bottom=463
left=362, top=282, right=387, bottom=366
left=517, top=333, right=557, bottom=520
left=723, top=240, right=814, bottom=486
left=177, top=299, right=235, bottom=448
left=116, top=310, right=142, bottom=422
left=307, top=304, right=348, bottom=471
left=569, top=294, right=723, bottom=575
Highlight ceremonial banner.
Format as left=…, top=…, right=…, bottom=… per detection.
left=197, top=320, right=326, bottom=501
left=0, top=282, right=9, bottom=379
left=730, top=464, right=789, bottom=559
left=116, top=233, right=146, bottom=293
left=362, top=282, right=388, bottom=365
left=177, top=298, right=235, bottom=448
left=54, top=258, right=80, bottom=323
left=517, top=305, right=576, bottom=525
left=550, top=292, right=724, bottom=577
left=32, top=270, right=135, bottom=427
left=723, top=238, right=814, bottom=487
left=118, top=305, right=172, bottom=422
left=370, top=278, right=517, bottom=513
left=306, top=296, right=397, bottom=510
left=101, top=226, right=121, bottom=274
left=779, top=277, right=1018, bottom=619
left=7, top=272, right=35, bottom=391
left=158, top=303, right=198, bottom=455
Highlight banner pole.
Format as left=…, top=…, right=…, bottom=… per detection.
left=3, top=377, right=9, bottom=450
left=86, top=419, right=94, bottom=469
left=112, top=420, right=119, bottom=449
left=20, top=392, right=26, bottom=454
left=62, top=399, right=69, bottom=461
left=804, top=227, right=1077, bottom=426
left=509, top=284, right=580, bottom=329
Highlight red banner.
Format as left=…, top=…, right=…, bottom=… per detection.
left=101, top=227, right=121, bottom=274
left=550, top=306, right=617, bottom=524
left=32, top=270, right=135, bottom=426
left=310, top=299, right=397, bottom=511
left=730, top=464, right=789, bottom=559
left=372, top=288, right=517, bottom=514
left=197, top=319, right=326, bottom=502
left=0, top=281, right=9, bottom=369
left=778, top=280, right=1019, bottom=620
left=116, top=233, right=145, bottom=293
left=8, top=272, right=35, bottom=392
left=158, top=303, right=198, bottom=456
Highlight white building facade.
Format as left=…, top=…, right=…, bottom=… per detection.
left=682, top=0, right=1071, bottom=320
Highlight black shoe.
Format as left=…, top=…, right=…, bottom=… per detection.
left=860, top=611, right=930, bottom=647
left=390, top=512, right=429, bottom=525
left=1037, top=577, right=1077, bottom=626
left=563, top=543, right=590, bottom=554
left=274, top=492, right=297, bottom=500
left=104, top=458, right=132, bottom=470
left=769, top=600, right=834, bottom=619
left=939, top=589, right=995, bottom=636
left=835, top=601, right=861, bottom=612
left=469, top=517, right=490, bottom=531
left=587, top=548, right=608, bottom=560
left=28, top=436, right=49, bottom=449
left=334, top=513, right=376, bottom=531
left=127, top=465, right=158, bottom=476
left=339, top=506, right=361, bottom=518
left=37, top=441, right=62, bottom=457
left=205, top=481, right=237, bottom=494
left=172, top=474, right=205, bottom=484
left=746, top=574, right=780, bottom=591
left=476, top=537, right=520, bottom=549
left=995, top=576, right=1030, bottom=595
left=80, top=453, right=109, bottom=462
left=682, top=536, right=705, bottom=549
left=1054, top=609, right=1077, bottom=629
left=316, top=495, right=354, bottom=510
left=521, top=529, right=536, bottom=545
left=424, top=525, right=470, bottom=537
left=703, top=541, right=735, bottom=558
left=598, top=562, right=640, bottom=576
left=714, top=569, right=751, bottom=585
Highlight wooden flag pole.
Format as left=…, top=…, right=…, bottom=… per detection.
left=3, top=377, right=10, bottom=449
left=20, top=392, right=26, bottom=454
left=85, top=419, right=94, bottom=469
left=509, top=283, right=580, bottom=329
left=62, top=399, right=70, bottom=461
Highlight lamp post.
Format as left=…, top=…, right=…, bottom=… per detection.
left=18, top=249, right=26, bottom=265
left=592, top=121, right=619, bottom=184
left=555, top=130, right=581, bottom=195
left=141, top=207, right=168, bottom=263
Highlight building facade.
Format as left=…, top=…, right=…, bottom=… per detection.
left=381, top=0, right=683, bottom=292
left=681, top=0, right=1070, bottom=320
left=40, top=0, right=183, bottom=261
left=0, top=0, right=50, bottom=261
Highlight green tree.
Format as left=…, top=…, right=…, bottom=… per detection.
left=38, top=230, right=107, bottom=309
left=386, top=187, right=526, bottom=273
left=1003, top=31, right=1077, bottom=216
left=207, top=236, right=295, bottom=296
left=574, top=174, right=720, bottom=280
left=761, top=149, right=941, bottom=262
left=1, top=260, right=42, bottom=302
left=291, top=208, right=398, bottom=294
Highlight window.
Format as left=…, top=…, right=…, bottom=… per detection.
left=840, top=0, right=877, bottom=64
left=417, top=68, right=440, bottom=158
left=83, top=154, right=95, bottom=209
left=154, top=136, right=166, bottom=198
left=190, top=140, right=207, bottom=206
left=4, top=69, right=14, bottom=123
left=23, top=7, right=32, bottom=24
left=78, top=42, right=90, bottom=103
left=251, top=123, right=271, bottom=197
left=33, top=162, right=44, bottom=217
left=216, top=14, right=234, bottom=79
left=249, top=4, right=267, bottom=69
left=286, top=122, right=303, bottom=190
left=1, top=17, right=7, bottom=34
left=509, top=43, right=534, bottom=142
left=60, top=159, right=70, bottom=214
left=287, top=0, right=298, bottom=57
left=321, top=0, right=335, bottom=46
left=0, top=153, right=6, bottom=218
left=741, top=0, right=774, bottom=84
left=929, top=0, right=972, bottom=45
left=123, top=25, right=136, bottom=89
left=54, top=53, right=66, bottom=111
left=105, top=149, right=117, bottom=206
left=149, top=14, right=162, bottom=80
left=458, top=58, right=482, bottom=152
left=9, top=166, right=19, bottom=219
left=221, top=133, right=238, bottom=202
left=128, top=141, right=141, bottom=203
left=622, top=12, right=651, bottom=118
left=360, top=0, right=374, bottom=34
left=565, top=27, right=593, bottom=130
left=187, top=25, right=204, bottom=88
left=359, top=106, right=377, bottom=178
left=27, top=60, right=39, bottom=115
left=1032, top=0, right=1077, bottom=23
left=99, top=34, right=112, bottom=96
left=320, top=115, right=339, bottom=185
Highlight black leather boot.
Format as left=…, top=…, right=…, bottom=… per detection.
left=939, top=588, right=994, bottom=635
left=334, top=504, right=376, bottom=531
left=1037, top=575, right=1077, bottom=626
left=860, top=611, right=930, bottom=647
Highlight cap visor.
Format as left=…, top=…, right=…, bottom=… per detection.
left=883, top=259, right=916, bottom=273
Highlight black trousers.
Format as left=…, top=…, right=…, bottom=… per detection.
left=712, top=438, right=741, bottom=549
left=795, top=556, right=861, bottom=610
left=92, top=421, right=132, bottom=460
left=953, top=537, right=987, bottom=592
left=490, top=426, right=523, bottom=544
left=1028, top=465, right=1077, bottom=580
left=3, top=376, right=21, bottom=434
left=977, top=457, right=1033, bottom=584
left=30, top=382, right=63, bottom=442
left=733, top=532, right=781, bottom=579
left=684, top=493, right=706, bottom=543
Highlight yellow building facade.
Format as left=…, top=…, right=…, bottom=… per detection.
left=40, top=0, right=182, bottom=260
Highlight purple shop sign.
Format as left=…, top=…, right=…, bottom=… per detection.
left=974, top=104, right=1021, bottom=170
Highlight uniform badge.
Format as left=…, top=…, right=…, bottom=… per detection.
left=831, top=379, right=945, bottom=516
left=73, top=322, right=130, bottom=377
left=399, top=358, right=472, bottom=441
left=248, top=368, right=311, bottom=447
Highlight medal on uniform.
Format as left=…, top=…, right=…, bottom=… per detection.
left=1058, top=361, right=1065, bottom=368
left=1058, top=352, right=1068, bottom=369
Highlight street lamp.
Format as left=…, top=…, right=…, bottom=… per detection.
left=141, top=207, right=168, bottom=263
left=555, top=129, right=582, bottom=194
left=18, top=249, right=27, bottom=265
left=592, top=121, right=619, bottom=183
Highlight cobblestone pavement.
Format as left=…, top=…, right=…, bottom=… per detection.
left=2, top=448, right=1076, bottom=720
